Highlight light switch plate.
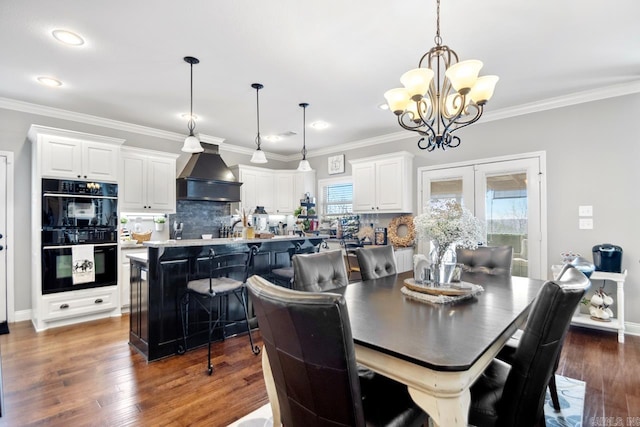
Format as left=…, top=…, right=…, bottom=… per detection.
left=578, top=205, right=593, bottom=216
left=579, top=218, right=593, bottom=229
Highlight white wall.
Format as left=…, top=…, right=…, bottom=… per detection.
left=1, top=93, right=639, bottom=325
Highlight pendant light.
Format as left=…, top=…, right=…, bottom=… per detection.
left=182, top=56, right=204, bottom=153
left=297, top=103, right=312, bottom=172
left=250, top=83, right=267, bottom=163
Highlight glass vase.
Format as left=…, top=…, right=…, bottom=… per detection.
left=429, top=242, right=457, bottom=286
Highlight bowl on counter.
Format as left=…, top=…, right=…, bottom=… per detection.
left=201, top=234, right=213, bottom=239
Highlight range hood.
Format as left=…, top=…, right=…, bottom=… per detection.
left=176, top=145, right=242, bottom=202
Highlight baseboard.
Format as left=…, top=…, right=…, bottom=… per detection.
left=625, top=321, right=640, bottom=337
left=13, top=309, right=32, bottom=323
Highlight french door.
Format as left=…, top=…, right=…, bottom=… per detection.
left=418, top=153, right=547, bottom=279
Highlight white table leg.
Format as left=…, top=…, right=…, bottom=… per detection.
left=261, top=347, right=281, bottom=426
left=408, top=386, right=470, bottom=427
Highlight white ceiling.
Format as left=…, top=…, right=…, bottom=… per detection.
left=1, top=0, right=639, bottom=157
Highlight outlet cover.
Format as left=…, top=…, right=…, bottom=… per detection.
left=579, top=218, right=593, bottom=229
left=578, top=205, right=593, bottom=216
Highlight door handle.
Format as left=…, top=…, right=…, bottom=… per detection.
left=0, top=245, right=3, bottom=251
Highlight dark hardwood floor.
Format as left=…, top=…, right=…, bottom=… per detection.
left=0, top=315, right=638, bottom=426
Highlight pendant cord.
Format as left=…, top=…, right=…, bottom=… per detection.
left=434, top=0, right=442, bottom=46
left=255, top=86, right=261, bottom=149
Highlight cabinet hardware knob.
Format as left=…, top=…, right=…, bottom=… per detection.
left=95, top=298, right=103, bottom=304
left=77, top=175, right=81, bottom=178
left=60, top=303, right=69, bottom=309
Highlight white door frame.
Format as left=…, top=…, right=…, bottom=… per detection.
left=417, top=151, right=547, bottom=279
left=0, top=152, right=15, bottom=322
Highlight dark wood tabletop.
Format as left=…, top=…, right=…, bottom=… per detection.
left=329, top=271, right=544, bottom=372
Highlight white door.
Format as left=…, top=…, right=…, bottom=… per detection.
left=0, top=156, right=7, bottom=323
left=418, top=154, right=546, bottom=279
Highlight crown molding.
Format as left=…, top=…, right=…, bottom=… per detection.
left=302, top=80, right=640, bottom=159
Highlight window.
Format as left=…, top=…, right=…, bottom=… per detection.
left=319, top=178, right=353, bottom=215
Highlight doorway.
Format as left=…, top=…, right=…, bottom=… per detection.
left=417, top=152, right=547, bottom=279
left=0, top=152, right=14, bottom=328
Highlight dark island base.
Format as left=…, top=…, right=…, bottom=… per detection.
left=129, top=237, right=325, bottom=361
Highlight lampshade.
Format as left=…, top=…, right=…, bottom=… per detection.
left=297, top=159, right=312, bottom=172
left=182, top=134, right=203, bottom=153
left=384, top=88, right=411, bottom=116
left=401, top=68, right=434, bottom=100
left=469, top=75, right=499, bottom=104
left=405, top=101, right=422, bottom=122
left=250, top=148, right=267, bottom=163
left=444, top=59, right=483, bottom=93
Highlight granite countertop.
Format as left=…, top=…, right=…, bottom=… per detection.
left=143, top=235, right=329, bottom=248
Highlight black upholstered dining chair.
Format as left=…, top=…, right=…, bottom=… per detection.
left=180, top=247, right=260, bottom=375
left=468, top=265, right=590, bottom=426
left=355, top=245, right=397, bottom=281
left=292, top=249, right=349, bottom=292
left=456, top=245, right=513, bottom=283
left=247, top=275, right=428, bottom=427
left=270, top=241, right=320, bottom=288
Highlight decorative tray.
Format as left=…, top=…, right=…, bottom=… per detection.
left=404, top=278, right=476, bottom=296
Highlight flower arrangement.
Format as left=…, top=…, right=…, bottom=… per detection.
left=413, top=200, right=484, bottom=264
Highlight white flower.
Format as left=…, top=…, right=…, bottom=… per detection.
left=413, top=200, right=484, bottom=261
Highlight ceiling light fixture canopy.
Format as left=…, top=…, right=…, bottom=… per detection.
left=182, top=56, right=204, bottom=153
left=297, top=103, right=312, bottom=172
left=384, top=0, right=498, bottom=152
left=250, top=83, right=267, bottom=164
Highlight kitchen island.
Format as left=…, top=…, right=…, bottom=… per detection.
left=128, top=235, right=326, bottom=361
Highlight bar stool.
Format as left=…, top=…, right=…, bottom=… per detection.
left=180, top=247, right=260, bottom=375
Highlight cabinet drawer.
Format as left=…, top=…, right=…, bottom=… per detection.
left=43, top=287, right=118, bottom=321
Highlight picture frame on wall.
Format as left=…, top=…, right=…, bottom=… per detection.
left=328, top=154, right=345, bottom=175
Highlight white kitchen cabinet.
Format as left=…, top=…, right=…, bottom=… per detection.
left=232, top=166, right=316, bottom=215
left=119, top=147, right=178, bottom=213
left=120, top=247, right=147, bottom=310
left=30, top=125, right=122, bottom=182
left=350, top=152, right=414, bottom=213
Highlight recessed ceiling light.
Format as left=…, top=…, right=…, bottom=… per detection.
left=310, top=121, right=329, bottom=130
left=52, top=29, right=85, bottom=46
left=264, top=135, right=281, bottom=142
left=378, top=103, right=390, bottom=110
left=180, top=113, right=199, bottom=121
left=37, top=76, right=62, bottom=87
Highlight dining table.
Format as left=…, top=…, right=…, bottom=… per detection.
left=260, top=271, right=545, bottom=427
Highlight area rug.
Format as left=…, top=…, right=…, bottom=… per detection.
left=228, top=375, right=585, bottom=427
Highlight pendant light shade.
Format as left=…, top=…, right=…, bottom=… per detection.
left=297, top=103, right=312, bottom=172
left=181, top=56, right=204, bottom=153
left=250, top=83, right=268, bottom=164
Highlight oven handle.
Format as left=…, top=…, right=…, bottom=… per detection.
left=43, top=193, right=118, bottom=200
left=43, top=243, right=119, bottom=250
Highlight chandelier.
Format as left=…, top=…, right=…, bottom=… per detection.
left=384, top=0, right=498, bottom=151
left=182, top=56, right=204, bottom=153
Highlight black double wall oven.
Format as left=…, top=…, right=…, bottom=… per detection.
left=41, top=178, right=118, bottom=294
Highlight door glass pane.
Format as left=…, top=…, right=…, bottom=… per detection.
left=484, top=172, right=528, bottom=277
left=430, top=179, right=463, bottom=204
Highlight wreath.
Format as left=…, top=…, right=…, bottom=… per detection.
left=388, top=215, right=415, bottom=247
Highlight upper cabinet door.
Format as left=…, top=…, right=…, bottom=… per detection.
left=82, top=142, right=119, bottom=182
left=352, top=162, right=376, bottom=212
left=119, top=149, right=177, bottom=213
left=274, top=173, right=295, bottom=214
left=375, top=157, right=405, bottom=211
left=119, top=154, right=147, bottom=211
left=145, top=157, right=175, bottom=211
left=40, top=136, right=83, bottom=179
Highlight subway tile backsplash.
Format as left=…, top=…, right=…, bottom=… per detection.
left=168, top=200, right=231, bottom=239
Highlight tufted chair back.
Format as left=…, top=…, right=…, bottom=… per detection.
left=356, top=246, right=397, bottom=281
left=292, top=250, right=349, bottom=292
left=456, top=245, right=513, bottom=284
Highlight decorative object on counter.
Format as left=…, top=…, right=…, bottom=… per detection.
left=153, top=216, right=166, bottom=231
left=132, top=230, right=152, bottom=244
left=383, top=0, right=498, bottom=152
left=560, top=251, right=581, bottom=264
left=387, top=215, right=415, bottom=247
left=401, top=278, right=484, bottom=305
left=414, top=200, right=483, bottom=286
left=374, top=227, right=387, bottom=245
left=181, top=56, right=204, bottom=153
left=250, top=83, right=268, bottom=163
left=581, top=288, right=614, bottom=322
left=242, top=226, right=255, bottom=240
left=328, top=154, right=345, bottom=175
left=296, top=103, right=312, bottom=172
left=172, top=221, right=184, bottom=240
left=201, top=234, right=213, bottom=240
left=356, top=225, right=374, bottom=244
